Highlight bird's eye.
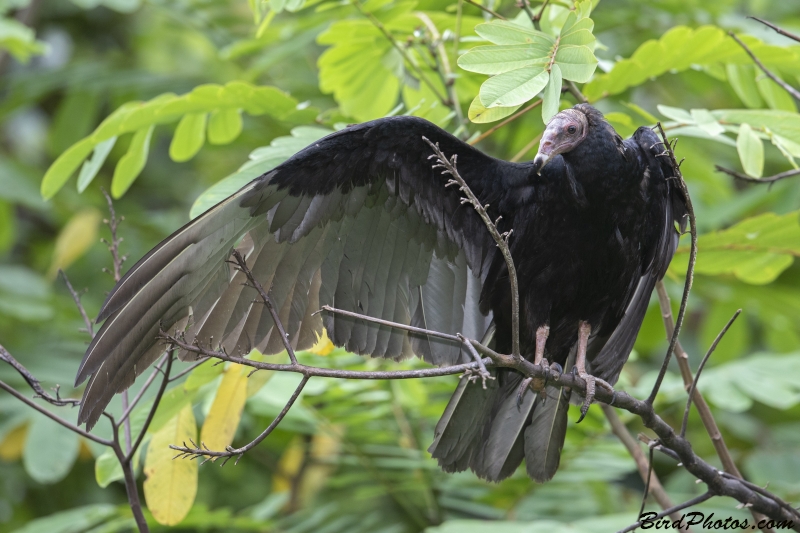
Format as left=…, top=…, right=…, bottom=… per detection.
left=567, top=125, right=577, bottom=134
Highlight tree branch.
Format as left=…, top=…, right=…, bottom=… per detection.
left=469, top=99, right=543, bottom=146
left=715, top=165, right=800, bottom=184
left=0, top=343, right=80, bottom=407
left=463, top=0, right=506, bottom=20
left=125, top=352, right=173, bottom=463
left=618, top=492, right=714, bottom=533
left=729, top=32, right=800, bottom=101
left=749, top=16, right=800, bottom=43
left=170, top=375, right=310, bottom=465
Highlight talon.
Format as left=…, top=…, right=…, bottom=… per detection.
left=517, top=377, right=534, bottom=409
left=550, top=362, right=563, bottom=379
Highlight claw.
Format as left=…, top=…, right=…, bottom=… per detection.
left=517, top=377, right=534, bottom=410
left=550, top=362, right=563, bottom=379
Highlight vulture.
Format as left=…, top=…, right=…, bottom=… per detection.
left=75, top=103, right=686, bottom=483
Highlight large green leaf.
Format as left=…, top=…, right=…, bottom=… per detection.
left=736, top=123, right=764, bottom=178
left=169, top=112, right=207, bottom=162
left=702, top=352, right=800, bottom=412
left=110, top=125, right=154, bottom=198
left=22, top=414, right=80, bottom=484
left=584, top=26, right=800, bottom=100
left=478, top=67, right=549, bottom=108
left=673, top=211, right=800, bottom=284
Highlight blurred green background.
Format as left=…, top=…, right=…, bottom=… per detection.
left=1, top=0, right=800, bottom=531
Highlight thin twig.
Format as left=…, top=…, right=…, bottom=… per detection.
left=647, top=124, right=697, bottom=404
left=423, top=138, right=521, bottom=357
left=617, top=492, right=715, bottom=533
left=602, top=405, right=684, bottom=526
left=352, top=0, right=449, bottom=105
left=416, top=13, right=465, bottom=130
left=118, top=354, right=169, bottom=425
left=720, top=472, right=800, bottom=522
left=59, top=270, right=94, bottom=337
left=463, top=0, right=506, bottom=20
left=125, top=353, right=173, bottom=463
left=0, top=379, right=111, bottom=446
left=321, top=305, right=460, bottom=342
left=715, top=165, right=800, bottom=184
left=231, top=249, right=298, bottom=365
left=0, top=344, right=80, bottom=407
left=729, top=32, right=800, bottom=101
left=749, top=16, right=800, bottom=43
left=469, top=99, right=543, bottom=145
left=566, top=80, right=589, bottom=104
left=170, top=375, right=310, bottom=464
left=510, top=132, right=542, bottom=162
left=168, top=356, right=211, bottom=383
left=680, top=310, right=741, bottom=438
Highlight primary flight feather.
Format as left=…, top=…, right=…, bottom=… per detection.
left=75, top=103, right=686, bottom=483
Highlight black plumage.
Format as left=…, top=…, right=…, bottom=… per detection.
left=74, top=104, right=686, bottom=483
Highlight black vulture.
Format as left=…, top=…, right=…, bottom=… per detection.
left=75, top=103, right=686, bottom=483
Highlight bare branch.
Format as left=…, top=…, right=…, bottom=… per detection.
left=231, top=249, right=299, bottom=365
left=749, top=16, right=800, bottom=43
left=715, top=165, right=800, bottom=184
left=647, top=125, right=697, bottom=404
left=321, top=305, right=460, bottom=342
left=463, top=0, right=506, bottom=20
left=170, top=375, right=310, bottom=465
left=617, top=492, right=714, bottom=533
left=423, top=137, right=521, bottom=358
left=118, top=354, right=170, bottom=425
left=680, top=310, right=741, bottom=438
left=59, top=270, right=94, bottom=337
left=168, top=356, right=211, bottom=383
left=0, top=344, right=80, bottom=407
left=0, top=379, right=111, bottom=446
left=729, top=31, right=800, bottom=101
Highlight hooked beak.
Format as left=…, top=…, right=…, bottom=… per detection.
left=532, top=152, right=552, bottom=175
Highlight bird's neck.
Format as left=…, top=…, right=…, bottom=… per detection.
left=562, top=130, right=631, bottom=197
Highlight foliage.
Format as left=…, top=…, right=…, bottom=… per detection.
left=2, top=0, right=800, bottom=532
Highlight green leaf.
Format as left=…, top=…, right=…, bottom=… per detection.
left=690, top=108, right=724, bottom=136
left=207, top=108, right=243, bottom=145
left=457, top=44, right=550, bottom=75
left=22, top=414, right=80, bottom=484
left=726, top=63, right=763, bottom=108
left=657, top=104, right=693, bottom=123
left=474, top=20, right=554, bottom=45
left=94, top=449, right=123, bottom=488
left=479, top=66, right=548, bottom=108
left=702, top=352, right=800, bottom=412
left=169, top=112, right=207, bottom=162
left=183, top=360, right=224, bottom=391
left=0, top=200, right=14, bottom=253
left=467, top=96, right=521, bottom=124
left=190, top=126, right=332, bottom=218
left=77, top=136, right=116, bottom=193
left=0, top=17, right=48, bottom=63
left=40, top=137, right=96, bottom=200
left=111, top=125, right=154, bottom=198
left=553, top=45, right=597, bottom=82
left=673, top=211, right=800, bottom=284
left=541, top=64, right=561, bottom=122
left=757, top=76, right=797, bottom=112
left=8, top=504, right=118, bottom=533
left=736, top=123, right=764, bottom=178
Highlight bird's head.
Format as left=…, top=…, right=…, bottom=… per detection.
left=532, top=106, right=590, bottom=175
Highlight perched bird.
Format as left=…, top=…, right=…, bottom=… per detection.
left=75, top=103, right=686, bottom=483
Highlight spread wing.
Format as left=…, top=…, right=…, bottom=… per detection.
left=588, top=126, right=688, bottom=383
left=75, top=115, right=533, bottom=429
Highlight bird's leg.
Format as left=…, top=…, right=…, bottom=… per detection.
left=518, top=325, right=550, bottom=407
left=574, top=321, right=614, bottom=423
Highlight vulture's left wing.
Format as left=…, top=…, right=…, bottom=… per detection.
left=75, top=116, right=534, bottom=429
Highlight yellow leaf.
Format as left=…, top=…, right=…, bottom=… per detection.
left=0, top=422, right=28, bottom=461
left=47, top=208, right=102, bottom=279
left=200, top=363, right=247, bottom=453
left=309, top=329, right=334, bottom=356
left=144, top=405, right=197, bottom=526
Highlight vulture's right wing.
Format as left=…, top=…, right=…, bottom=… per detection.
left=75, top=115, right=536, bottom=429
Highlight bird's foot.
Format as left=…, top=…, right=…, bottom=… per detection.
left=549, top=362, right=563, bottom=380
left=460, top=366, right=494, bottom=389
left=574, top=368, right=615, bottom=423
